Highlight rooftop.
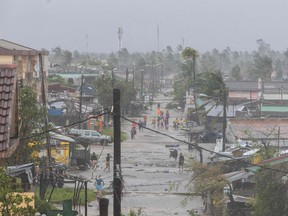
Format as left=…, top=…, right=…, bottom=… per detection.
left=229, top=118, right=288, bottom=140
left=0, top=66, right=16, bottom=151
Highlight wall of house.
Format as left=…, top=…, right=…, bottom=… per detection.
left=17, top=54, right=49, bottom=101
left=0, top=55, right=13, bottom=64
left=229, top=91, right=258, bottom=100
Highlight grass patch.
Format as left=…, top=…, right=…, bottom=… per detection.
left=35, top=186, right=96, bottom=205
left=102, top=128, right=127, bottom=141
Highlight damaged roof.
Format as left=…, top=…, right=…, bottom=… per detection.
left=229, top=118, right=288, bottom=140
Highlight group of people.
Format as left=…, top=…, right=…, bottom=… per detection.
left=131, top=110, right=187, bottom=132
left=90, top=152, right=112, bottom=172
left=153, top=109, right=170, bottom=130
left=172, top=117, right=185, bottom=130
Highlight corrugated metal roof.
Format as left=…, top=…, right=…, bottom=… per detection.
left=264, top=81, right=288, bottom=89
left=261, top=106, right=288, bottom=112
left=229, top=118, right=288, bottom=140
left=0, top=39, right=35, bottom=51
left=225, top=81, right=259, bottom=91
left=205, top=104, right=243, bottom=117
left=247, top=154, right=288, bottom=172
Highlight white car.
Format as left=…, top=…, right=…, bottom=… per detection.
left=68, top=129, right=113, bottom=145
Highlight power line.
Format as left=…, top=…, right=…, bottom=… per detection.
left=19, top=107, right=288, bottom=175
left=120, top=115, right=288, bottom=175
left=20, top=109, right=111, bottom=142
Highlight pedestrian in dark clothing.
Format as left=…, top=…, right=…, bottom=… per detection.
left=104, top=153, right=112, bottom=172
left=173, top=147, right=178, bottom=161
left=166, top=110, right=170, bottom=125
left=90, top=152, right=98, bottom=169
left=179, top=153, right=184, bottom=172
left=138, top=120, right=142, bottom=132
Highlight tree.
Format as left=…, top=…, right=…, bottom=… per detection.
left=184, top=162, right=227, bottom=216
left=95, top=72, right=113, bottom=108
left=5, top=86, right=46, bottom=165
left=0, top=168, right=35, bottom=215
left=230, top=65, right=242, bottom=81
left=94, top=72, right=137, bottom=110
left=182, top=47, right=198, bottom=84
left=195, top=71, right=228, bottom=151
left=249, top=53, right=273, bottom=80
left=172, top=74, right=189, bottom=108
left=118, top=48, right=130, bottom=70
left=253, top=169, right=288, bottom=216
left=62, top=50, right=72, bottom=68
left=67, top=77, right=74, bottom=86
left=256, top=39, right=270, bottom=56
left=47, top=74, right=65, bottom=84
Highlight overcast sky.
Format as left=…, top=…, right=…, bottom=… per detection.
left=1, top=0, right=288, bottom=54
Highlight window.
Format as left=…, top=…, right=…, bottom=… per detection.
left=84, top=131, right=90, bottom=136
left=91, top=131, right=100, bottom=137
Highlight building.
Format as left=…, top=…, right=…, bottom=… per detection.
left=0, top=39, right=50, bottom=158
left=0, top=39, right=49, bottom=101
left=0, top=64, right=19, bottom=158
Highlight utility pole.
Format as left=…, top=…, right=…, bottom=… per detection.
left=39, top=53, right=51, bottom=199
left=125, top=68, right=129, bottom=82
left=117, top=27, right=123, bottom=52
left=157, top=25, right=160, bottom=52
left=132, top=68, right=135, bottom=89
left=39, top=53, right=51, bottom=163
left=222, top=90, right=227, bottom=152
left=79, top=75, right=84, bottom=129
left=140, top=69, right=144, bottom=101
left=112, top=69, right=115, bottom=90
left=113, top=89, right=121, bottom=216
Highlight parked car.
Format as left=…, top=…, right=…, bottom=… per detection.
left=68, top=129, right=113, bottom=145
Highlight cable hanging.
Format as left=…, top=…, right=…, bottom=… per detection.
left=120, top=115, right=288, bottom=175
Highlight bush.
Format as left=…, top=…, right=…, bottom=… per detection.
left=35, top=197, right=52, bottom=214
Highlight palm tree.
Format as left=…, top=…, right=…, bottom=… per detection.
left=181, top=47, right=198, bottom=84
left=182, top=47, right=200, bottom=125
left=196, top=71, right=228, bottom=152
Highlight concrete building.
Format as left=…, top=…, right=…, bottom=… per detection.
left=0, top=39, right=49, bottom=101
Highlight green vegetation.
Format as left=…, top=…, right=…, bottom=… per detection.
left=0, top=167, right=35, bottom=216
left=252, top=169, right=288, bottom=216
left=121, top=208, right=143, bottom=216
left=35, top=186, right=96, bottom=205
left=5, top=86, right=46, bottom=166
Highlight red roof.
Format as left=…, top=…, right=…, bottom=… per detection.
left=229, top=118, right=288, bottom=140
left=0, top=66, right=16, bottom=151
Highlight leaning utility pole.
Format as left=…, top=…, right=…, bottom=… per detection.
left=39, top=53, right=51, bottom=199
left=113, top=89, right=121, bottom=216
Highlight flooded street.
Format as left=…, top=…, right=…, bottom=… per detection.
left=67, top=91, right=214, bottom=216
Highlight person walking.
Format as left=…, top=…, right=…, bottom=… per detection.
left=94, top=175, right=105, bottom=201
left=173, top=147, right=178, bottom=161
left=104, top=153, right=112, bottom=172
left=179, top=153, right=184, bottom=172
left=90, top=152, right=98, bottom=169
left=151, top=117, right=156, bottom=128
left=165, top=110, right=170, bottom=125
left=138, top=119, right=142, bottom=132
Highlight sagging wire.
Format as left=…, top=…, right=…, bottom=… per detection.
left=20, top=109, right=111, bottom=142
left=121, top=115, right=288, bottom=175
